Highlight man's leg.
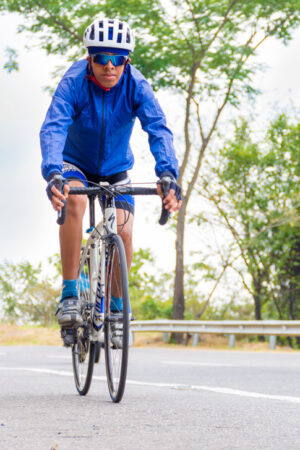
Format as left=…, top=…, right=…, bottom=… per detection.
left=60, top=180, right=87, bottom=280
left=117, top=209, right=134, bottom=272
left=110, top=209, right=133, bottom=306
left=56, top=180, right=87, bottom=333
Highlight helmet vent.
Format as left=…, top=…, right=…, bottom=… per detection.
left=108, top=26, right=114, bottom=40
left=126, top=29, right=131, bottom=43
left=119, top=23, right=123, bottom=30
left=99, top=31, right=104, bottom=42
left=99, top=20, right=103, bottom=28
left=117, top=33, right=122, bottom=43
left=90, top=24, right=95, bottom=40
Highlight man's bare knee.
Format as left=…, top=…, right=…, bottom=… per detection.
left=65, top=180, right=86, bottom=221
left=119, top=226, right=132, bottom=246
left=66, top=195, right=86, bottom=220
left=117, top=212, right=133, bottom=244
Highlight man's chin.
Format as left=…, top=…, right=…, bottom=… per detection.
left=99, top=77, right=119, bottom=88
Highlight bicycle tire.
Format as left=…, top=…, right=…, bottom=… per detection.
left=104, top=234, right=130, bottom=403
left=72, top=247, right=95, bottom=395
left=94, top=342, right=102, bottom=363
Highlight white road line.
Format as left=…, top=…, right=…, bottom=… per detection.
left=1, top=366, right=300, bottom=405
left=162, top=361, right=234, bottom=367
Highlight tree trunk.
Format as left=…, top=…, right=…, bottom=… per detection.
left=253, top=294, right=262, bottom=321
left=253, top=278, right=264, bottom=341
left=172, top=199, right=186, bottom=343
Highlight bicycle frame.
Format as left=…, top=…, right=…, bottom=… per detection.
left=70, top=179, right=169, bottom=344
left=78, top=184, right=118, bottom=343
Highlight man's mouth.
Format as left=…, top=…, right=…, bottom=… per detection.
left=102, top=74, right=116, bottom=79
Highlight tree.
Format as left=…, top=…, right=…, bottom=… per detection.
left=2, top=1, right=300, bottom=336
left=198, top=114, right=300, bottom=322
left=0, top=258, right=61, bottom=325
left=129, top=248, right=173, bottom=319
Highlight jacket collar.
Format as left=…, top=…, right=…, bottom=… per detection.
left=85, top=73, right=111, bottom=91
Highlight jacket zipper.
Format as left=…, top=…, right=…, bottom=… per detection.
left=97, top=91, right=105, bottom=174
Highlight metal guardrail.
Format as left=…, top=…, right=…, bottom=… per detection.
left=131, top=320, right=300, bottom=349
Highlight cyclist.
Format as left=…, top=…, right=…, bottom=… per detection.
left=40, top=17, right=182, bottom=346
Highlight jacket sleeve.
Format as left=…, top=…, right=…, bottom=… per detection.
left=40, top=77, right=76, bottom=181
left=134, top=80, right=179, bottom=179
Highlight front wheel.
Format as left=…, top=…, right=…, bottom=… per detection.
left=104, top=234, right=130, bottom=403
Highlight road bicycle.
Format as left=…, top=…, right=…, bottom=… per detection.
left=54, top=175, right=170, bottom=402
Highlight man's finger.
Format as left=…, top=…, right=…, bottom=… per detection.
left=162, top=188, right=175, bottom=204
left=51, top=185, right=66, bottom=201
left=64, top=183, right=70, bottom=197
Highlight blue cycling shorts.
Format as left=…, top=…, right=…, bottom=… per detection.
left=62, top=161, right=135, bottom=215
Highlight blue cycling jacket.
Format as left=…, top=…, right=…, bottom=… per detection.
left=40, top=60, right=179, bottom=181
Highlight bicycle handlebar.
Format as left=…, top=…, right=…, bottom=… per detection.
left=53, top=175, right=171, bottom=226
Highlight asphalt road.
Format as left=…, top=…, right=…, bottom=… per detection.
left=0, top=346, right=300, bottom=449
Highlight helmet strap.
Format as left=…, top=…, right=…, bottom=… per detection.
left=123, top=58, right=131, bottom=73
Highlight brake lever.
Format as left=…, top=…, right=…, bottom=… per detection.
left=158, top=177, right=171, bottom=226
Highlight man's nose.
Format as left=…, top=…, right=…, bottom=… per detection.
left=104, top=59, right=114, bottom=69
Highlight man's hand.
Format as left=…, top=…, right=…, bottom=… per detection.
left=46, top=176, right=70, bottom=212
left=51, top=183, right=70, bottom=211
left=157, top=177, right=182, bottom=214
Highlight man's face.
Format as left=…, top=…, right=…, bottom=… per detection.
left=89, top=53, right=125, bottom=88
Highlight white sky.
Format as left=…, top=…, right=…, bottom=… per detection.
left=0, top=13, right=299, bottom=279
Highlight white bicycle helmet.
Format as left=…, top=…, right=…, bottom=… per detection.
left=83, top=17, right=135, bottom=55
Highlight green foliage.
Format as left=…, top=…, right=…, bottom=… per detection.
left=0, top=259, right=60, bottom=325
left=200, top=113, right=300, bottom=321
left=197, top=299, right=254, bottom=321
left=1, top=0, right=299, bottom=95
left=129, top=248, right=173, bottom=319
left=0, top=248, right=174, bottom=324
left=3, top=47, right=19, bottom=72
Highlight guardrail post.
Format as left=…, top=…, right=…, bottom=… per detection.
left=193, top=334, right=199, bottom=347
left=163, top=332, right=168, bottom=343
left=229, top=334, right=235, bottom=348
left=269, top=335, right=276, bottom=350
left=129, top=331, right=133, bottom=346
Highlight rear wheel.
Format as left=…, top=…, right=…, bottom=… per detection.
left=94, top=342, right=102, bottom=363
left=104, top=234, right=130, bottom=403
left=72, top=247, right=95, bottom=395
left=72, top=328, right=95, bottom=395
